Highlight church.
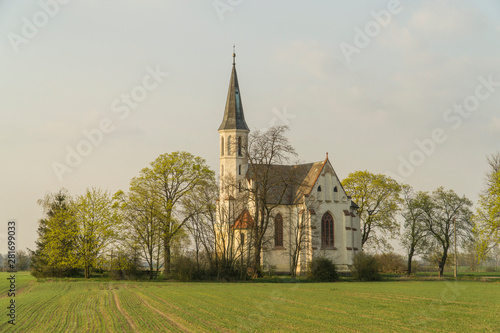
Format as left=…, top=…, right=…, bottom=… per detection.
left=217, top=52, right=362, bottom=274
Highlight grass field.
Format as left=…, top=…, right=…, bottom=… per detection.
left=0, top=272, right=498, bottom=332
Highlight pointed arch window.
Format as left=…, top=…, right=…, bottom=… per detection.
left=221, top=137, right=224, bottom=156
left=238, top=137, right=242, bottom=156
left=274, top=214, right=283, bottom=247
left=317, top=186, right=322, bottom=192
left=321, top=212, right=334, bottom=248
left=227, top=136, right=232, bottom=155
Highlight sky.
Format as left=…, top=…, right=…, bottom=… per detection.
left=1, top=0, right=499, bottom=253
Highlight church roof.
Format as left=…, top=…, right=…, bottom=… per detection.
left=246, top=159, right=327, bottom=205
left=232, top=208, right=254, bottom=229
left=218, top=52, right=250, bottom=131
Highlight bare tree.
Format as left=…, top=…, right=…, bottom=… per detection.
left=244, top=125, right=298, bottom=277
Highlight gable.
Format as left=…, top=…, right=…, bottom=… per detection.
left=310, top=160, right=349, bottom=202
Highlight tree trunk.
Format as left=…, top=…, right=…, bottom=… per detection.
left=439, top=252, right=448, bottom=278
left=164, top=239, right=171, bottom=275
left=407, top=248, right=414, bottom=275
left=252, top=237, right=262, bottom=278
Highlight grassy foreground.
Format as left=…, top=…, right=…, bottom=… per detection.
left=0, top=272, right=498, bottom=332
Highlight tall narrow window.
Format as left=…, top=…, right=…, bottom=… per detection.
left=227, top=136, right=232, bottom=155
left=333, top=186, right=338, bottom=201
left=274, top=214, right=283, bottom=247
left=321, top=212, right=334, bottom=247
left=238, top=181, right=242, bottom=192
left=238, top=164, right=241, bottom=175
left=221, top=137, right=224, bottom=156
left=240, top=233, right=245, bottom=246
left=238, top=137, right=242, bottom=156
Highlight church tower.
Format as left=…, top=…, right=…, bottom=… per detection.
left=218, top=51, right=249, bottom=201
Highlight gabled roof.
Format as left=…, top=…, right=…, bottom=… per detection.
left=232, top=208, right=254, bottom=229
left=218, top=53, right=249, bottom=131
left=245, top=159, right=327, bottom=205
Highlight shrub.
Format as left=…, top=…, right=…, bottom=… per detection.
left=351, top=252, right=381, bottom=281
left=308, top=257, right=339, bottom=282
left=373, top=252, right=406, bottom=273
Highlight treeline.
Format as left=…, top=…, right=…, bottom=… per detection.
left=31, top=151, right=226, bottom=280
left=343, top=152, right=500, bottom=276
left=0, top=251, right=31, bottom=271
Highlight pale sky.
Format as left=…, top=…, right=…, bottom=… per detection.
left=1, top=0, right=499, bottom=252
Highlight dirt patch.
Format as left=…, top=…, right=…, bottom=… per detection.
left=127, top=288, right=193, bottom=332
left=112, top=289, right=138, bottom=331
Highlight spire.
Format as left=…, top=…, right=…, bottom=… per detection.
left=218, top=49, right=250, bottom=131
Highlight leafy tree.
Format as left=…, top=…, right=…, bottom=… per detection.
left=474, top=152, right=500, bottom=261
left=31, top=189, right=78, bottom=277
left=114, top=175, right=163, bottom=279
left=73, top=188, right=118, bottom=278
left=419, top=187, right=473, bottom=277
left=342, top=171, right=402, bottom=250
left=400, top=185, right=429, bottom=274
left=145, top=151, right=214, bottom=275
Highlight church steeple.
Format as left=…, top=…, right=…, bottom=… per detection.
left=218, top=50, right=249, bottom=131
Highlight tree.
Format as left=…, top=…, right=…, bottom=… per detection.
left=342, top=171, right=402, bottom=250
left=474, top=152, right=500, bottom=261
left=244, top=126, right=298, bottom=277
left=183, top=176, right=219, bottom=272
left=145, top=151, right=214, bottom=275
left=288, top=208, right=309, bottom=278
left=16, top=250, right=31, bottom=271
left=31, top=189, right=78, bottom=277
left=419, top=187, right=473, bottom=277
left=73, top=188, right=118, bottom=278
left=114, top=174, right=163, bottom=279
left=400, top=185, right=429, bottom=274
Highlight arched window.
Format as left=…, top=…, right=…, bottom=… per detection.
left=221, top=137, right=224, bottom=156
left=334, top=186, right=338, bottom=192
left=321, top=212, right=334, bottom=248
left=227, top=136, right=232, bottom=155
left=238, top=137, right=242, bottom=156
left=274, top=214, right=283, bottom=247
left=333, top=186, right=338, bottom=201
left=317, top=186, right=322, bottom=192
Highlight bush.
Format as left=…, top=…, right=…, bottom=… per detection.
left=351, top=252, right=381, bottom=281
left=373, top=252, right=406, bottom=273
left=308, top=257, right=339, bottom=282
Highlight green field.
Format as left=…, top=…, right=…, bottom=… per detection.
left=1, top=272, right=498, bottom=332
